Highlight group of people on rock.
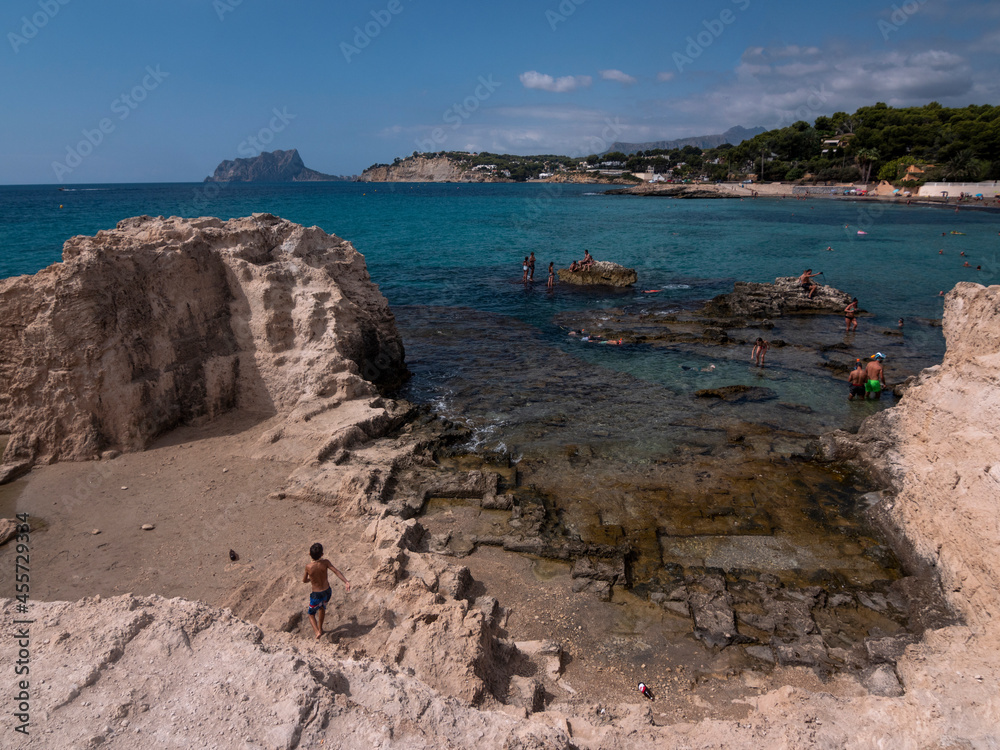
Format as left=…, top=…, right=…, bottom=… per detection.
left=568, top=249, right=595, bottom=272
left=520, top=249, right=597, bottom=289
left=754, top=269, right=893, bottom=401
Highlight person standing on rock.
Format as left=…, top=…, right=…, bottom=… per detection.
left=751, top=337, right=769, bottom=366
left=844, top=297, right=859, bottom=332
left=522, top=256, right=529, bottom=283
left=528, top=252, right=536, bottom=282
left=304, top=542, right=350, bottom=640
left=848, top=360, right=866, bottom=401
left=547, top=262, right=555, bottom=290
left=865, top=354, right=886, bottom=400
left=797, top=269, right=822, bottom=299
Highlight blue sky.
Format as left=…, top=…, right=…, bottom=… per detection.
left=3, top=0, right=998, bottom=183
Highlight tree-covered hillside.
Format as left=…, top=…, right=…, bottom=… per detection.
left=728, top=103, right=1000, bottom=184
left=396, top=104, right=1000, bottom=184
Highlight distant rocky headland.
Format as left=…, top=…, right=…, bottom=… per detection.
left=204, top=149, right=355, bottom=182
left=359, top=153, right=510, bottom=183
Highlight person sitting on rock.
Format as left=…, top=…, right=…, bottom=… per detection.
left=580, top=249, right=595, bottom=269
left=797, top=269, right=822, bottom=299
left=569, top=260, right=580, bottom=272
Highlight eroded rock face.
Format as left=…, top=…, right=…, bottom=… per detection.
left=557, top=261, right=637, bottom=287
left=704, top=276, right=853, bottom=317
left=0, top=214, right=406, bottom=466
left=0, top=594, right=573, bottom=750
left=823, top=282, right=1000, bottom=633
left=360, top=155, right=502, bottom=182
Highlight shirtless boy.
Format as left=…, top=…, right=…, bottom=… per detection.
left=865, top=354, right=886, bottom=400
left=798, top=269, right=822, bottom=298
left=303, top=542, right=350, bottom=639
left=848, top=360, right=866, bottom=401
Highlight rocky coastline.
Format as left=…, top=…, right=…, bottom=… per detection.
left=2, top=219, right=998, bottom=747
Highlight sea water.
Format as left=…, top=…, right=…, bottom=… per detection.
left=2, top=181, right=998, bottom=452
left=4, top=181, right=999, bottom=606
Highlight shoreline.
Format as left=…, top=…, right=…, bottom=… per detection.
left=603, top=181, right=1000, bottom=212
left=2, top=215, right=999, bottom=747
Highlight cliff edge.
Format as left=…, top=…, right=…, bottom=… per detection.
left=823, top=282, right=1000, bottom=632
left=360, top=154, right=505, bottom=183
left=0, top=214, right=406, bottom=468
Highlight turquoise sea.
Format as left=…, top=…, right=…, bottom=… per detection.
left=2, top=182, right=998, bottom=455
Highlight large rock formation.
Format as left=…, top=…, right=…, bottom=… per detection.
left=823, top=282, right=1000, bottom=632
left=557, top=261, right=637, bottom=287
left=0, top=214, right=406, bottom=468
left=204, top=149, right=351, bottom=182
left=703, top=276, right=853, bottom=317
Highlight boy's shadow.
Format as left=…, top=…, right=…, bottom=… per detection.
left=325, top=615, right=378, bottom=644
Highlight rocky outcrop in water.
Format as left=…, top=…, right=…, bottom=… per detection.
left=0, top=214, right=406, bottom=469
left=557, top=261, right=637, bottom=287
left=703, top=276, right=854, bottom=317
left=604, top=184, right=739, bottom=198
left=204, top=149, right=351, bottom=182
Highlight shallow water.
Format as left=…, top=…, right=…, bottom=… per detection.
left=2, top=183, right=991, bottom=654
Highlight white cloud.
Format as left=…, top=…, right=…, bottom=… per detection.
left=600, top=69, right=637, bottom=85
left=656, top=71, right=675, bottom=82
left=519, top=70, right=593, bottom=93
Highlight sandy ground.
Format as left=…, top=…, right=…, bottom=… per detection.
left=1, top=412, right=867, bottom=724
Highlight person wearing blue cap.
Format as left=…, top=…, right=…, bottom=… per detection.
left=865, top=354, right=885, bottom=399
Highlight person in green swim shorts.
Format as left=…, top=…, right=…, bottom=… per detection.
left=865, top=353, right=886, bottom=400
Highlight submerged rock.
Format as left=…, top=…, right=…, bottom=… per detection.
left=695, top=385, right=778, bottom=402
left=557, top=261, right=637, bottom=287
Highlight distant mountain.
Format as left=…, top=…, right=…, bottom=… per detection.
left=204, top=149, right=354, bottom=182
left=606, top=126, right=766, bottom=155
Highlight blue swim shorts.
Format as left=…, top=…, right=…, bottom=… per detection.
left=308, top=587, right=332, bottom=615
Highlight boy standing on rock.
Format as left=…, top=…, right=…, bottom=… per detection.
left=304, top=542, right=350, bottom=640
